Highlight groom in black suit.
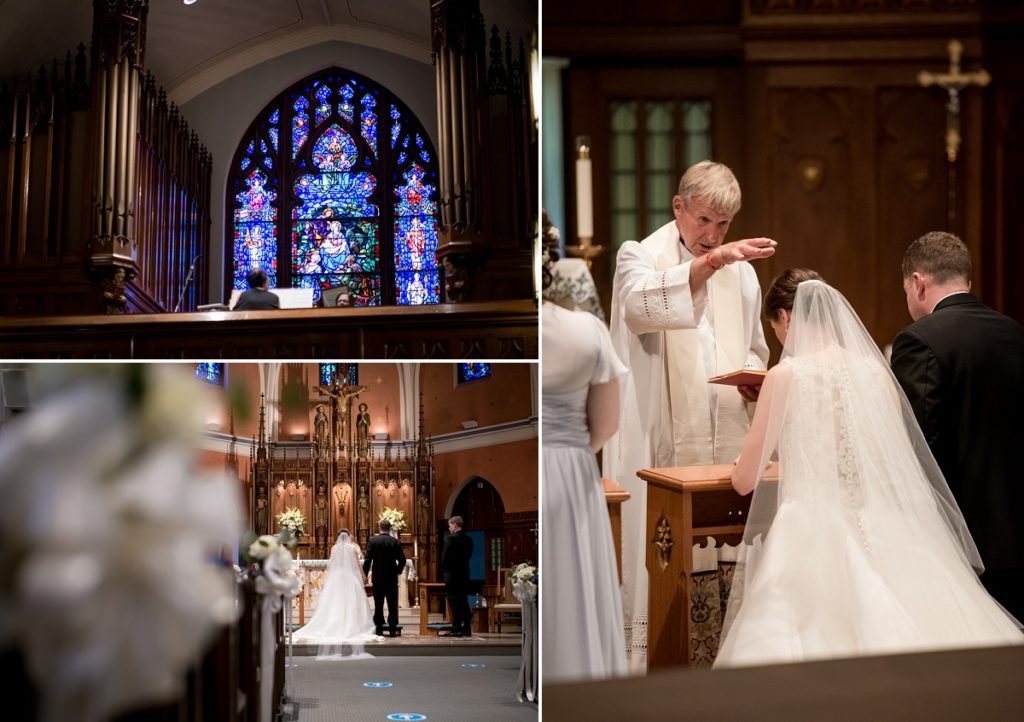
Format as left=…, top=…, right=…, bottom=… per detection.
left=363, top=518, right=406, bottom=636
left=892, top=231, right=1024, bottom=619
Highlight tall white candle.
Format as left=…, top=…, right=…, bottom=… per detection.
left=576, top=143, right=593, bottom=241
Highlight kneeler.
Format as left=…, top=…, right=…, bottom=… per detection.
left=688, top=561, right=737, bottom=668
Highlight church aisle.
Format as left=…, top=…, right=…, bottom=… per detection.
left=285, top=655, right=536, bottom=721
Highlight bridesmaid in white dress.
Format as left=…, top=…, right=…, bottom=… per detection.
left=715, top=271, right=1022, bottom=668
left=541, top=216, right=629, bottom=682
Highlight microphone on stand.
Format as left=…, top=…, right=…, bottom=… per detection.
left=174, top=253, right=203, bottom=313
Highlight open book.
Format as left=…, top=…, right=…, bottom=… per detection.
left=708, top=368, right=767, bottom=386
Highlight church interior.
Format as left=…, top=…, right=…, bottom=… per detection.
left=544, top=0, right=1024, bottom=356
left=0, top=0, right=538, bottom=359
left=0, top=361, right=538, bottom=720
left=543, top=1, right=1024, bottom=718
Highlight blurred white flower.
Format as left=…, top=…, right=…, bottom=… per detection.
left=0, top=365, right=242, bottom=722
left=249, top=534, right=281, bottom=560
left=256, top=545, right=302, bottom=600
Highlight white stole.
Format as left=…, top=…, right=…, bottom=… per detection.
left=658, top=242, right=749, bottom=465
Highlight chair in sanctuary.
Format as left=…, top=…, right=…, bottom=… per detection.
left=491, top=567, right=523, bottom=633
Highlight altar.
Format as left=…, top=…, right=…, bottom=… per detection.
left=292, top=559, right=415, bottom=627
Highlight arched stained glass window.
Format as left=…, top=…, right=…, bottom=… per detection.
left=319, top=363, right=359, bottom=386
left=195, top=363, right=224, bottom=386
left=456, top=363, right=492, bottom=384
left=228, top=68, right=441, bottom=307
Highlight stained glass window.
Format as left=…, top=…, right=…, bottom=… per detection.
left=319, top=363, right=359, bottom=386
left=195, top=363, right=224, bottom=386
left=228, top=68, right=441, bottom=307
left=456, top=363, right=492, bottom=384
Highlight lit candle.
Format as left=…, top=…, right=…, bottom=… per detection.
left=575, top=138, right=593, bottom=243
left=414, top=539, right=418, bottom=558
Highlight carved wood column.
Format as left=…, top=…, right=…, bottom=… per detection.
left=87, top=0, right=147, bottom=280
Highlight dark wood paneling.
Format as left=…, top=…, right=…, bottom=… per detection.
left=0, top=300, right=537, bottom=360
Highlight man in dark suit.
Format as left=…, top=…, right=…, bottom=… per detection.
left=442, top=515, right=474, bottom=637
left=233, top=268, right=280, bottom=310
left=363, top=518, right=406, bottom=636
left=892, top=231, right=1024, bottom=618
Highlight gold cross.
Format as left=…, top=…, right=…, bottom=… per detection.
left=918, top=39, right=990, bottom=163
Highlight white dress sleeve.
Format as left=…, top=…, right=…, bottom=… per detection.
left=589, top=313, right=629, bottom=385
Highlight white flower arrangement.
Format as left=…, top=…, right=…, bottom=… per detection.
left=276, top=507, right=306, bottom=545
left=378, top=506, right=407, bottom=534
left=511, top=562, right=538, bottom=585
left=254, top=543, right=302, bottom=600
left=0, top=365, right=242, bottom=722
left=248, top=534, right=280, bottom=560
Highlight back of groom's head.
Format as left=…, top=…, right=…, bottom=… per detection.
left=902, top=232, right=972, bottom=285
left=378, top=518, right=392, bottom=532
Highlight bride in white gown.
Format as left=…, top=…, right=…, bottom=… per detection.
left=293, top=530, right=382, bottom=659
left=715, top=271, right=1022, bottom=668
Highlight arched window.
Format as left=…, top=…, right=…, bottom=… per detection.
left=228, top=68, right=441, bottom=307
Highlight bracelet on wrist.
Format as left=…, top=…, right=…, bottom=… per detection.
left=705, top=250, right=723, bottom=271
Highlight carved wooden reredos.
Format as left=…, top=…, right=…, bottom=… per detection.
left=248, top=369, right=436, bottom=580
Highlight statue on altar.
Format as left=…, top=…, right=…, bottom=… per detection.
left=417, top=486, right=431, bottom=536
left=356, top=403, right=370, bottom=457
left=314, top=404, right=329, bottom=457
left=255, top=497, right=268, bottom=534
left=315, top=483, right=328, bottom=531
left=357, top=486, right=369, bottom=531
left=334, top=484, right=349, bottom=518
left=315, top=379, right=367, bottom=449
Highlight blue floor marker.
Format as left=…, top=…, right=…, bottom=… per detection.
left=461, top=663, right=485, bottom=668
left=364, top=682, right=394, bottom=688
left=385, top=714, right=428, bottom=721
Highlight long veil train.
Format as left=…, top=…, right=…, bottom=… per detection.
left=292, top=531, right=382, bottom=659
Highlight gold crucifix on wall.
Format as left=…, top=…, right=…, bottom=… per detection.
left=918, top=39, right=991, bottom=165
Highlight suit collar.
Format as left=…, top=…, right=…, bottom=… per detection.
left=933, top=292, right=978, bottom=313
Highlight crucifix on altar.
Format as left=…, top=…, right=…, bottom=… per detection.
left=918, top=39, right=991, bottom=230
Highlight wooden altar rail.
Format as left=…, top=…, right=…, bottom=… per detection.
left=602, top=477, right=630, bottom=582
left=0, top=299, right=538, bottom=359
left=638, top=462, right=778, bottom=670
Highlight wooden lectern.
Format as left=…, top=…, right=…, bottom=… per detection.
left=638, top=462, right=778, bottom=669
left=602, top=477, right=630, bottom=582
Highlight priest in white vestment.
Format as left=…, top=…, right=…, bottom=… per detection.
left=603, top=160, right=777, bottom=671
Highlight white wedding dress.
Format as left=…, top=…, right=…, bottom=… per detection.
left=715, top=281, right=1022, bottom=667
left=293, top=532, right=381, bottom=659
left=542, top=301, right=629, bottom=682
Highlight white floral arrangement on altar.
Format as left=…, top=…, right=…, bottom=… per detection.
left=0, top=365, right=242, bottom=722
left=378, top=506, right=407, bottom=534
left=276, top=507, right=306, bottom=546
